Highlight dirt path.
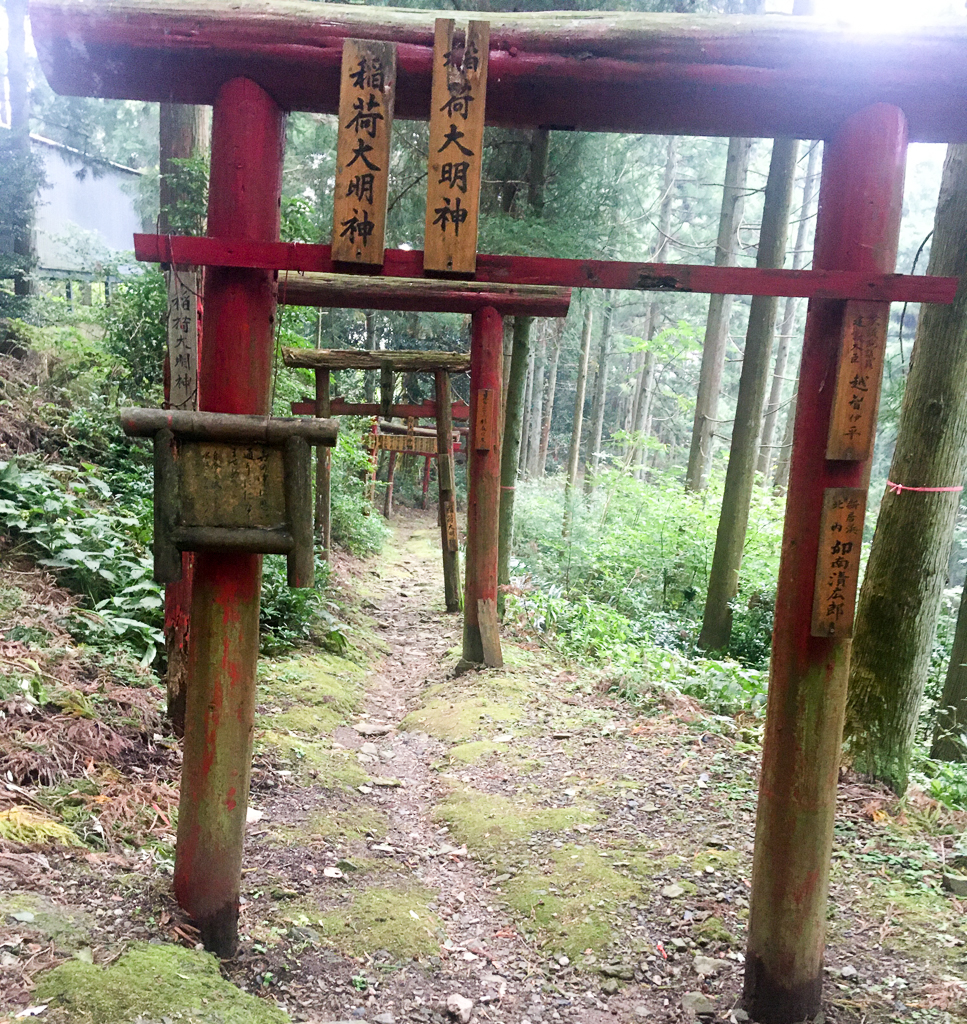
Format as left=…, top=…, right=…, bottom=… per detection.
left=3, top=510, right=967, bottom=1024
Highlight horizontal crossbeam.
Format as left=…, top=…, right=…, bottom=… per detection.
left=291, top=399, right=472, bottom=420
left=135, top=234, right=957, bottom=305
left=278, top=273, right=571, bottom=317
left=33, top=0, right=967, bottom=141
left=282, top=348, right=470, bottom=373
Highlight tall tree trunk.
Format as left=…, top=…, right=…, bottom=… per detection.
left=700, top=137, right=799, bottom=651
left=7, top=0, right=35, bottom=296
left=518, top=343, right=536, bottom=476
left=526, top=325, right=546, bottom=476
left=844, top=144, right=967, bottom=794
left=931, top=573, right=967, bottom=761
left=626, top=136, right=678, bottom=470
left=758, top=141, right=821, bottom=478
left=563, top=303, right=593, bottom=535
left=538, top=326, right=563, bottom=477
left=685, top=136, right=753, bottom=491
left=584, top=291, right=615, bottom=494
left=498, top=316, right=533, bottom=616
left=528, top=128, right=550, bottom=216
left=364, top=311, right=376, bottom=402
left=772, top=389, right=796, bottom=491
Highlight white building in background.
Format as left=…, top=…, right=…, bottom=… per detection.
left=30, top=133, right=145, bottom=279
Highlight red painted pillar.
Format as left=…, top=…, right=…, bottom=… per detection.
left=463, top=306, right=503, bottom=663
left=744, top=104, right=907, bottom=1023
left=173, top=77, right=285, bottom=957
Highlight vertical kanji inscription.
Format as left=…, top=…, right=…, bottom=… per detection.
left=826, top=299, right=889, bottom=461
left=165, top=269, right=198, bottom=411
left=811, top=486, right=867, bottom=638
left=424, top=18, right=489, bottom=274
left=332, top=39, right=396, bottom=265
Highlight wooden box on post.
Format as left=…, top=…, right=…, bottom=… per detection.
left=121, top=409, right=339, bottom=589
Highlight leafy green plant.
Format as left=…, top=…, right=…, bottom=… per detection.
left=100, top=267, right=168, bottom=400
left=0, top=459, right=163, bottom=664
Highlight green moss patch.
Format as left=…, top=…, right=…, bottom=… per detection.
left=309, top=805, right=389, bottom=844
left=692, top=915, right=735, bottom=946
left=35, top=942, right=289, bottom=1024
left=0, top=894, right=92, bottom=951
left=259, top=654, right=364, bottom=736
left=400, top=676, right=531, bottom=743
left=436, top=786, right=594, bottom=850
left=502, top=845, right=649, bottom=959
left=446, top=740, right=501, bottom=764
left=312, top=886, right=443, bottom=960
left=257, top=733, right=369, bottom=789
left=692, top=848, right=739, bottom=873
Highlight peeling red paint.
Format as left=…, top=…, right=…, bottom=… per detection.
left=744, top=105, right=907, bottom=1023
left=173, top=78, right=284, bottom=958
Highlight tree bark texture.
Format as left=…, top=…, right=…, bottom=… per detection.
left=844, top=143, right=967, bottom=793
left=700, top=137, right=798, bottom=652
left=498, top=316, right=533, bottom=616
left=563, top=303, right=593, bottom=535
left=758, top=142, right=821, bottom=478
left=772, top=390, right=796, bottom=491
left=584, top=292, right=615, bottom=494
left=685, top=136, right=753, bottom=492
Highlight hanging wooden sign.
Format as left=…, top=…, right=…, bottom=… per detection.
left=474, top=387, right=497, bottom=451
left=424, top=18, right=489, bottom=275
left=365, top=433, right=439, bottom=454
left=826, top=300, right=889, bottom=461
left=165, top=269, right=198, bottom=411
left=811, top=487, right=867, bottom=638
left=332, top=39, right=397, bottom=265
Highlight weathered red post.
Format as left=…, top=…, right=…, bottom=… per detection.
left=173, top=77, right=285, bottom=957
left=463, top=306, right=503, bottom=665
left=744, top=103, right=907, bottom=1023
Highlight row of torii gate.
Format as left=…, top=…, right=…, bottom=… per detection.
left=32, top=1, right=967, bottom=1020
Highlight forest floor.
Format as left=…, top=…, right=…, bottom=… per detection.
left=1, top=509, right=967, bottom=1024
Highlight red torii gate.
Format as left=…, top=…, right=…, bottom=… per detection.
left=31, top=2, right=967, bottom=1021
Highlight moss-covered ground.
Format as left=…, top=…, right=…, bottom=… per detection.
left=36, top=943, right=290, bottom=1024
left=6, top=513, right=967, bottom=1024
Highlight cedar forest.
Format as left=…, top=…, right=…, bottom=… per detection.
left=4, top=0, right=967, bottom=1022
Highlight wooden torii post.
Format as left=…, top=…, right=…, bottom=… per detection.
left=32, top=2, right=967, bottom=1015
left=280, top=276, right=570, bottom=623
left=283, top=348, right=471, bottom=615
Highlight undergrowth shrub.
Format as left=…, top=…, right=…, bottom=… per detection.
left=510, top=469, right=784, bottom=671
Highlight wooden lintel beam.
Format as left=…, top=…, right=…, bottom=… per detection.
left=31, top=0, right=967, bottom=142
left=279, top=272, right=572, bottom=317
left=282, top=347, right=471, bottom=373
left=137, top=235, right=957, bottom=305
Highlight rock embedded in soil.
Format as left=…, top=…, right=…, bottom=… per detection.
left=693, top=954, right=724, bottom=977
left=446, top=993, right=473, bottom=1022
left=681, top=991, right=716, bottom=1017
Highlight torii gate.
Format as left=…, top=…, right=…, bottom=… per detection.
left=31, top=2, right=967, bottom=1020
left=280, top=276, right=570, bottom=623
